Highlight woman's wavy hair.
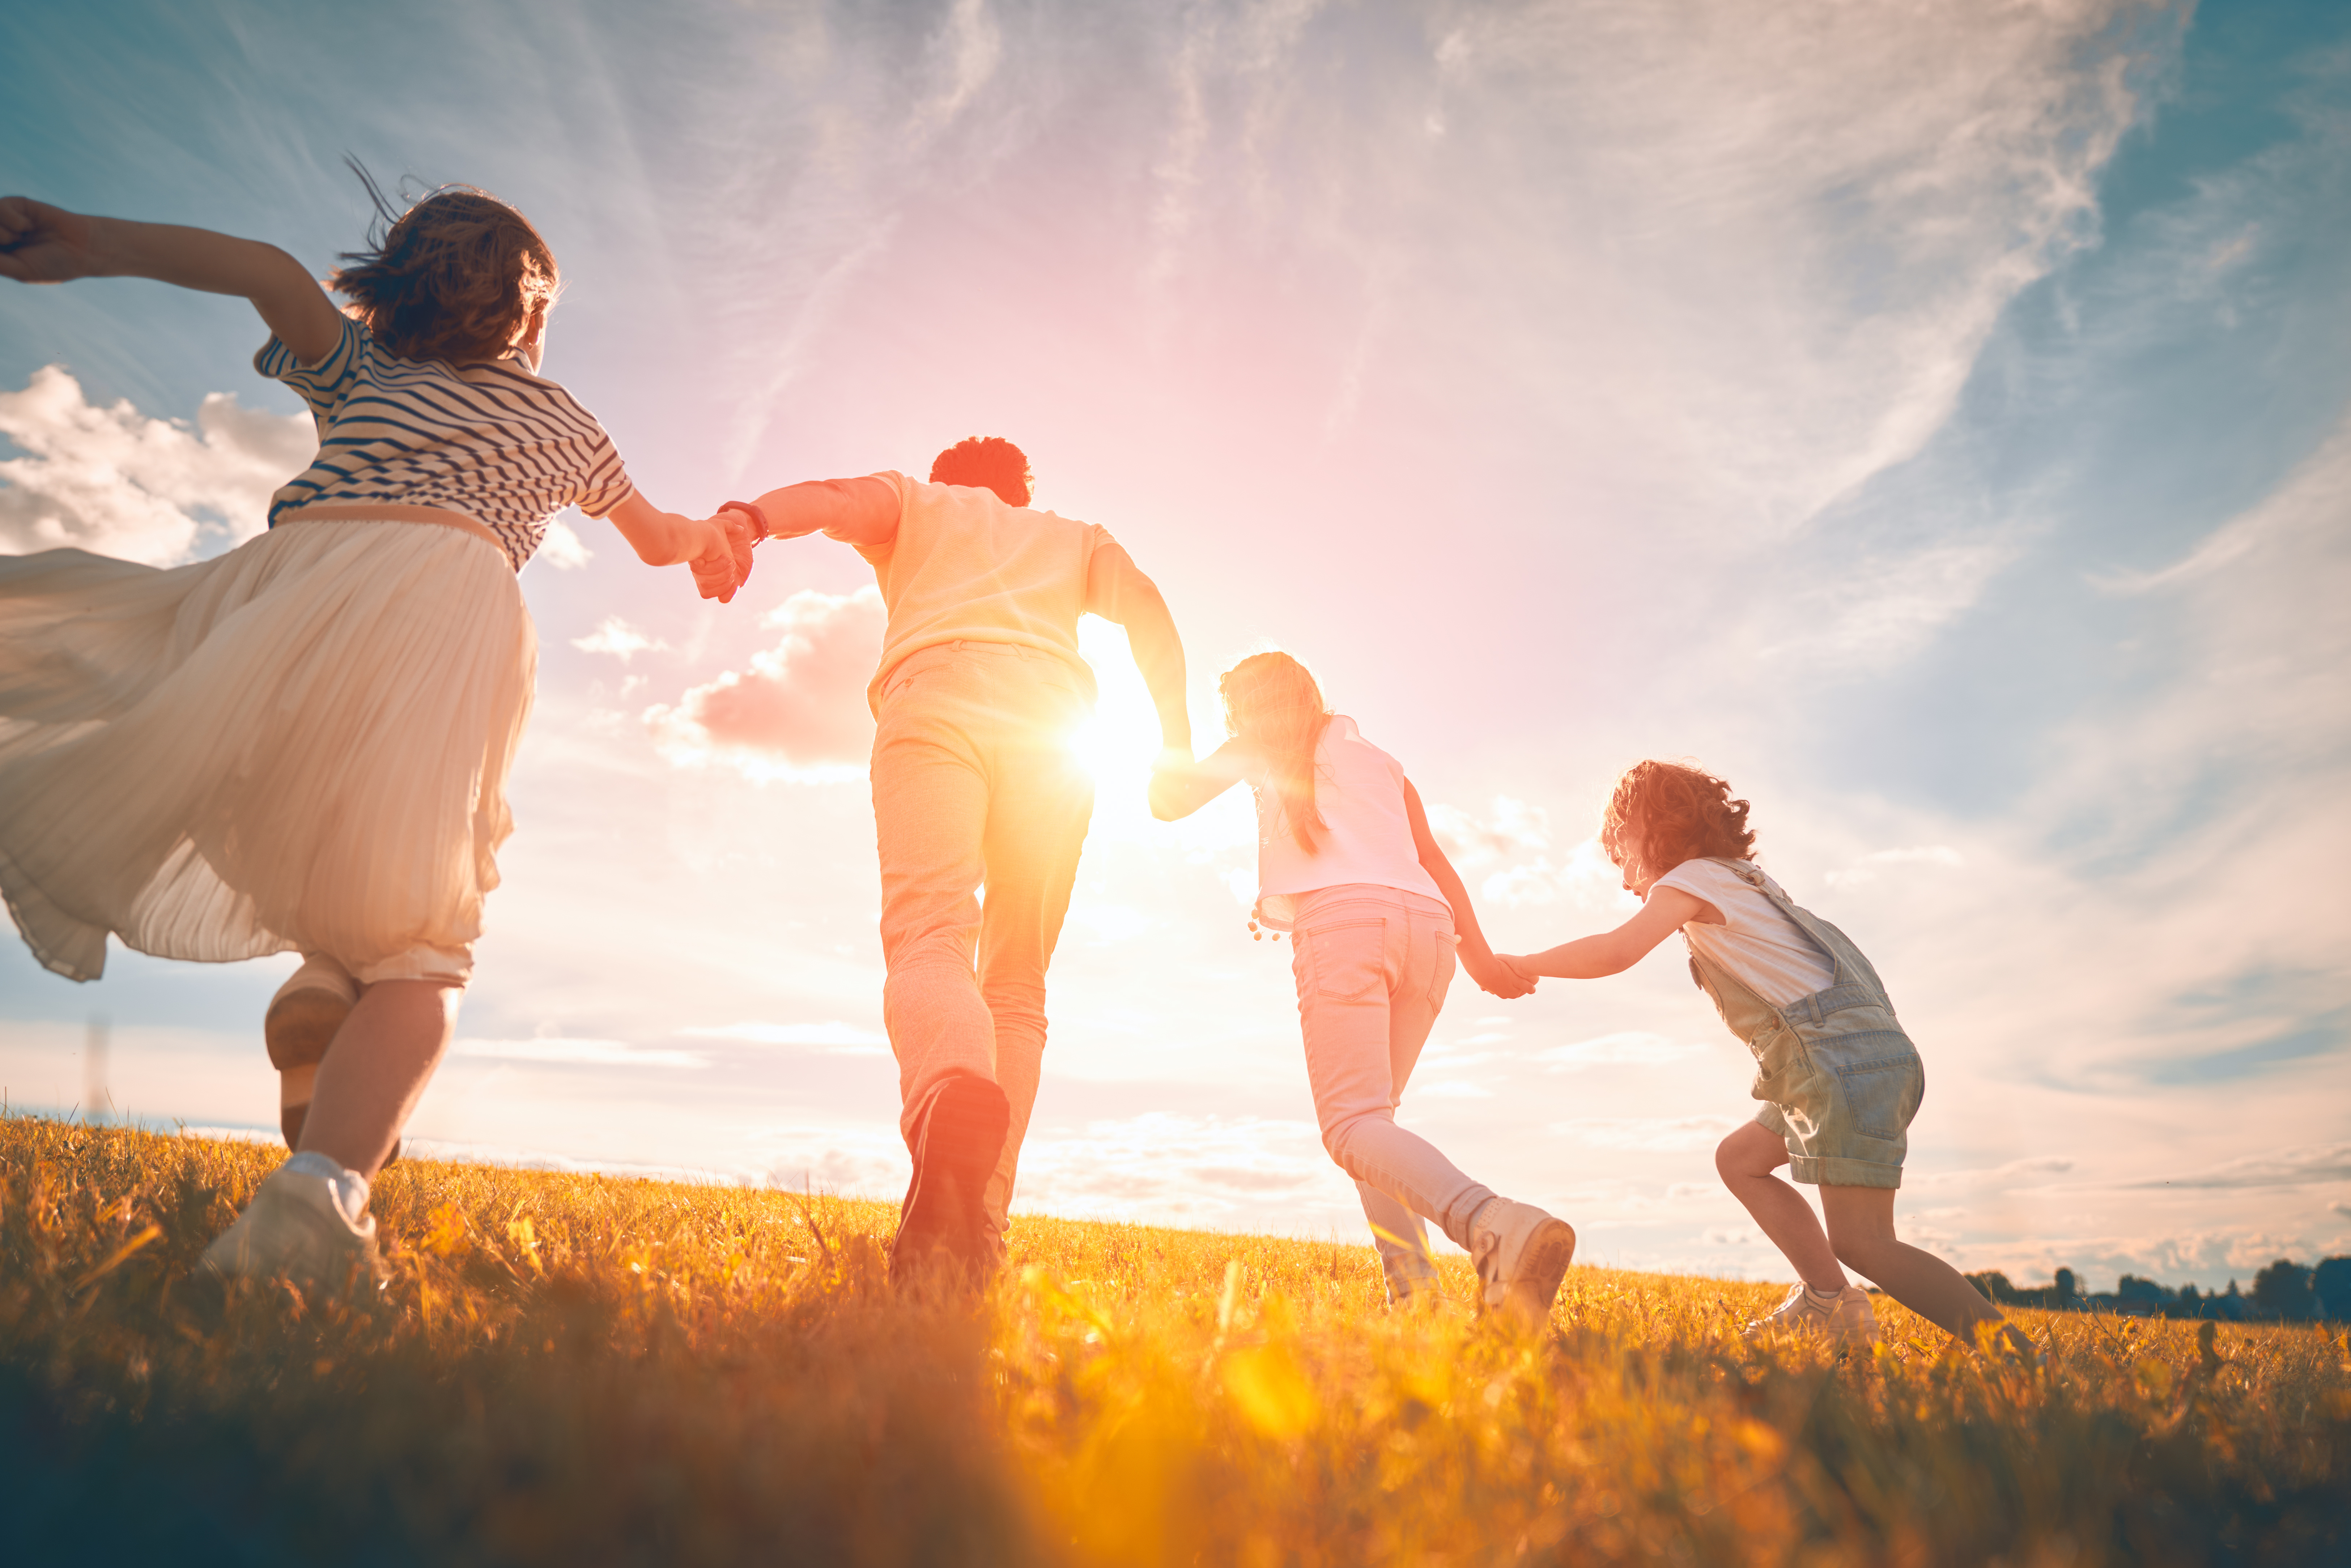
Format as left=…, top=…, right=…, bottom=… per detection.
left=1600, top=760, right=1757, bottom=883
left=1220, top=651, right=1333, bottom=855
left=330, top=160, right=559, bottom=366
left=929, top=437, right=1032, bottom=506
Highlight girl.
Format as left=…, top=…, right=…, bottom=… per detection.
left=1498, top=761, right=2025, bottom=1353
left=0, top=176, right=745, bottom=1291
left=1151, top=652, right=1575, bottom=1322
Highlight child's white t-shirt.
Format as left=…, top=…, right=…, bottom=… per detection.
left=1250, top=715, right=1445, bottom=930
left=1649, top=859, right=1833, bottom=1007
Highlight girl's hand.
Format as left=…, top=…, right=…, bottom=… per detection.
left=0, top=198, right=99, bottom=284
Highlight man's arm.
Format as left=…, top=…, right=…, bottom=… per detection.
left=1085, top=542, right=1191, bottom=755
left=731, top=476, right=900, bottom=550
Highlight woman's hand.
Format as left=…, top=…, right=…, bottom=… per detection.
left=0, top=199, right=101, bottom=284
left=606, top=494, right=747, bottom=600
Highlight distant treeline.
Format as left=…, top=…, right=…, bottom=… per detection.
left=1965, top=1257, right=2350, bottom=1322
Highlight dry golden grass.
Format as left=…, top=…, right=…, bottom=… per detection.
left=3, top=1113, right=2345, bottom=1565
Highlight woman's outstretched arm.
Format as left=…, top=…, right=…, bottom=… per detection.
left=0, top=197, right=342, bottom=362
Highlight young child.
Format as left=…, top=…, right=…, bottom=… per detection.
left=1151, top=652, right=1576, bottom=1322
left=0, top=175, right=747, bottom=1291
left=1498, top=761, right=2024, bottom=1352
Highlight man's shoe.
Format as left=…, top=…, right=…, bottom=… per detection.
left=1470, top=1199, right=1576, bottom=1325
left=1746, top=1282, right=1880, bottom=1347
left=200, top=1160, right=383, bottom=1294
left=265, top=954, right=358, bottom=1070
left=890, top=1074, right=1009, bottom=1290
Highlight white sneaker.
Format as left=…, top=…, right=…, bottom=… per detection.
left=1470, top=1199, right=1577, bottom=1325
left=1746, top=1282, right=1880, bottom=1346
left=201, top=1160, right=383, bottom=1294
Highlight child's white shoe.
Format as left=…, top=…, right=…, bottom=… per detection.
left=1747, top=1282, right=1880, bottom=1346
left=200, top=1155, right=383, bottom=1294
left=1469, top=1198, right=1577, bottom=1325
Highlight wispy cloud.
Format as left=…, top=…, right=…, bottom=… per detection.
left=2117, top=1144, right=2351, bottom=1192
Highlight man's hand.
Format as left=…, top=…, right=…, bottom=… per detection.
left=0, top=199, right=100, bottom=284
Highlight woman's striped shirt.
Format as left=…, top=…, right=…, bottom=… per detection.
left=256, top=315, right=634, bottom=571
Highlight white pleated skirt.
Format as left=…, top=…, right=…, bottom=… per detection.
left=0, top=514, right=535, bottom=984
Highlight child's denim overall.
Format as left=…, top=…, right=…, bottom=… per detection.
left=1684, top=860, right=1924, bottom=1189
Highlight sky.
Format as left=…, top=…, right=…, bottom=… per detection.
left=1, top=0, right=2345, bottom=1293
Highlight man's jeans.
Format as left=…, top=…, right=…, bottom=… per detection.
left=871, top=641, right=1094, bottom=1230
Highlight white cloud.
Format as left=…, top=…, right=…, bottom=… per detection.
left=538, top=517, right=594, bottom=570
left=1533, top=1031, right=1709, bottom=1072
left=1428, top=795, right=1552, bottom=865
left=645, top=585, right=884, bottom=780
left=0, top=365, right=313, bottom=564
left=571, top=615, right=668, bottom=662
left=1551, top=1116, right=1742, bottom=1152
left=681, top=1020, right=890, bottom=1055
left=450, top=1036, right=709, bottom=1069
left=1823, top=845, right=1967, bottom=888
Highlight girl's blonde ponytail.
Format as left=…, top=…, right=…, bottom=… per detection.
left=1220, top=652, right=1332, bottom=855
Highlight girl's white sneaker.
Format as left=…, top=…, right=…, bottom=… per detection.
left=200, top=1159, right=383, bottom=1294
left=1747, top=1282, right=1880, bottom=1346
left=1470, top=1199, right=1577, bottom=1325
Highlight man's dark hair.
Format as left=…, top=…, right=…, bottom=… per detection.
left=930, top=437, right=1031, bottom=507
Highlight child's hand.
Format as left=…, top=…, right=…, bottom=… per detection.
left=1496, top=954, right=1542, bottom=990
left=1464, top=949, right=1538, bottom=1000
left=0, top=198, right=100, bottom=285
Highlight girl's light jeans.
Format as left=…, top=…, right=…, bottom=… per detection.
left=1288, top=884, right=1495, bottom=1295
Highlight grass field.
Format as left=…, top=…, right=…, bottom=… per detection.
left=3, top=1114, right=2345, bottom=1566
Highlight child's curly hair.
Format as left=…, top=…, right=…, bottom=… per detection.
left=1600, top=760, right=1757, bottom=882
left=331, top=161, right=558, bottom=366
left=930, top=437, right=1032, bottom=507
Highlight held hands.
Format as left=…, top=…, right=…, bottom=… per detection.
left=683, top=512, right=748, bottom=603
left=1462, top=946, right=1539, bottom=1001
left=0, top=198, right=100, bottom=284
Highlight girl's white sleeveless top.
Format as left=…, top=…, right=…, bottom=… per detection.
left=1251, top=716, right=1446, bottom=930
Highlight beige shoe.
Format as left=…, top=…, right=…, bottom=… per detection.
left=1470, top=1199, right=1577, bottom=1325
left=265, top=954, right=359, bottom=1070
left=1747, top=1282, right=1880, bottom=1346
left=200, top=1160, right=383, bottom=1294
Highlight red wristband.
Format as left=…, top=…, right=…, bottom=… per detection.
left=719, top=500, right=771, bottom=541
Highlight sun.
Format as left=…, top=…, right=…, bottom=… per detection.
left=1070, top=619, right=1181, bottom=810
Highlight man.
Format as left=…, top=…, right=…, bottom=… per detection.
left=722, top=439, right=1190, bottom=1283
